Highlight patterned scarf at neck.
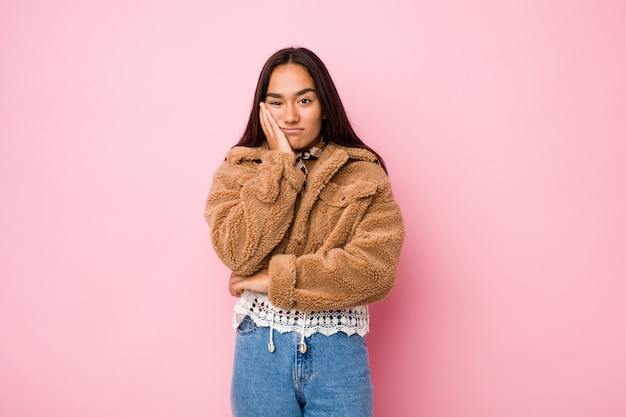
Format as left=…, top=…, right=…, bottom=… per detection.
left=295, top=137, right=327, bottom=190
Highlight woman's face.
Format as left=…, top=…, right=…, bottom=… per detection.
left=264, top=64, right=324, bottom=151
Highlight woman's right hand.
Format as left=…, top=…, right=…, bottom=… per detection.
left=259, top=102, right=295, bottom=163
left=229, top=269, right=269, bottom=297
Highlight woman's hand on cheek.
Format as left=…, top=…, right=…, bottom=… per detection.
left=259, top=102, right=295, bottom=162
left=229, top=268, right=270, bottom=297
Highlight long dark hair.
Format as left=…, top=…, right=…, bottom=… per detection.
left=236, top=47, right=387, bottom=172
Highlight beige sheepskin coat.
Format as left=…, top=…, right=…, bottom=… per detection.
left=205, top=142, right=404, bottom=312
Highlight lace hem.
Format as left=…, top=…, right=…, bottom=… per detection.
left=232, top=291, right=369, bottom=338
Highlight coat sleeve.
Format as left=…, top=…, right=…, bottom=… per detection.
left=204, top=149, right=305, bottom=276
left=267, top=169, right=405, bottom=311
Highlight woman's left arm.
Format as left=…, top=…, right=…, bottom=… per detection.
left=266, top=174, right=405, bottom=311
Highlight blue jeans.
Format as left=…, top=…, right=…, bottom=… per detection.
left=231, top=315, right=374, bottom=417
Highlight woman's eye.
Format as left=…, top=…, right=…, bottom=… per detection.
left=268, top=101, right=282, bottom=106
left=300, top=98, right=312, bottom=104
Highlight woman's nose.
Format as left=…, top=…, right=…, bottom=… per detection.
left=283, top=103, right=299, bottom=123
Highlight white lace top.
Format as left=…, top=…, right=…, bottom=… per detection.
left=233, top=290, right=369, bottom=338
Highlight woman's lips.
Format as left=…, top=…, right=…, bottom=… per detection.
left=281, top=128, right=303, bottom=134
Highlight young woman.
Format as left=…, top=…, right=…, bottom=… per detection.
left=204, top=47, right=404, bottom=417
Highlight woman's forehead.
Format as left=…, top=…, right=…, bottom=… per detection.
left=267, top=64, right=316, bottom=95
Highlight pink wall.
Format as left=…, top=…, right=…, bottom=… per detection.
left=1, top=1, right=625, bottom=416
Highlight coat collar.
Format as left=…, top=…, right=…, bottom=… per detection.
left=226, top=142, right=378, bottom=165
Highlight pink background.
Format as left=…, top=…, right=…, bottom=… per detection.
left=1, top=1, right=625, bottom=416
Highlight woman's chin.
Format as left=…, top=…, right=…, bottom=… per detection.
left=289, top=138, right=319, bottom=152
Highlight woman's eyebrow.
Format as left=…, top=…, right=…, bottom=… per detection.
left=266, top=88, right=317, bottom=98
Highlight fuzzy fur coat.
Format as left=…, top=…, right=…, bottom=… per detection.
left=205, top=141, right=404, bottom=312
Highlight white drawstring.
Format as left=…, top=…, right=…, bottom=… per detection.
left=267, top=307, right=307, bottom=354
left=299, top=312, right=307, bottom=354
left=268, top=306, right=276, bottom=353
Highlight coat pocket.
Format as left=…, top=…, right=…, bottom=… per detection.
left=236, top=315, right=258, bottom=336
left=313, top=180, right=378, bottom=250
left=318, top=180, right=378, bottom=208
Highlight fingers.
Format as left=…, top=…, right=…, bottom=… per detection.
left=259, top=103, right=293, bottom=157
left=259, top=102, right=271, bottom=140
left=260, top=103, right=281, bottom=136
left=229, top=272, right=244, bottom=297
left=228, top=269, right=270, bottom=297
left=260, top=102, right=282, bottom=147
